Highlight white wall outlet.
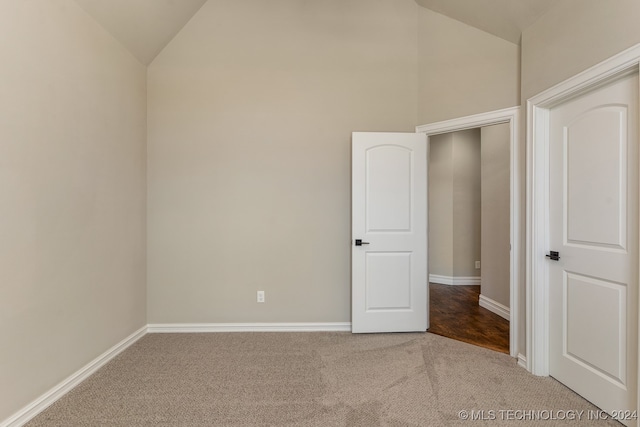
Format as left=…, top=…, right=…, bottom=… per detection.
left=475, top=261, right=481, bottom=269
left=257, top=291, right=265, bottom=303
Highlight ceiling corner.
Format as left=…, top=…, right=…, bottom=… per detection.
left=73, top=0, right=208, bottom=65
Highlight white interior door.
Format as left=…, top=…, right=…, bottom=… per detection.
left=548, top=72, right=639, bottom=419
left=351, top=132, right=427, bottom=333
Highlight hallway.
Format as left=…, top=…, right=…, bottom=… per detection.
left=428, top=283, right=509, bottom=354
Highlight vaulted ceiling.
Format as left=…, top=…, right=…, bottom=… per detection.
left=414, top=0, right=560, bottom=44
left=73, top=0, right=560, bottom=65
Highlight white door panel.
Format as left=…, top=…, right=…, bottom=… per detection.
left=365, top=252, right=412, bottom=310
left=565, top=105, right=628, bottom=250
left=366, top=145, right=413, bottom=232
left=352, top=132, right=427, bottom=333
left=549, top=72, right=638, bottom=419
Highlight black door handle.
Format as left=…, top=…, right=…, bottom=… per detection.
left=355, top=239, right=370, bottom=246
left=546, top=251, right=560, bottom=261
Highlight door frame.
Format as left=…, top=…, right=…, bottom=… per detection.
left=416, top=106, right=520, bottom=358
left=527, top=43, right=640, bottom=381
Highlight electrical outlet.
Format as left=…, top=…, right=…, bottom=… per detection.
left=475, top=261, right=481, bottom=269
left=257, top=291, right=265, bottom=303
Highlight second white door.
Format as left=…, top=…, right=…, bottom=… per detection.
left=548, top=72, right=639, bottom=419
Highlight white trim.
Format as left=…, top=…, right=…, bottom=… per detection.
left=527, top=42, right=640, bottom=377
left=518, top=353, right=528, bottom=370
left=1, top=326, right=147, bottom=427
left=526, top=100, right=550, bottom=376
left=147, top=322, right=352, bottom=333
left=416, top=107, right=518, bottom=135
left=429, top=274, right=481, bottom=286
left=479, top=294, right=510, bottom=320
left=529, top=44, right=640, bottom=110
left=417, top=106, right=520, bottom=359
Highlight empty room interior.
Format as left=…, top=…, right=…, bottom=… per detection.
left=3, top=0, right=640, bottom=425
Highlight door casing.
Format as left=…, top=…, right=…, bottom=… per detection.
left=416, top=106, right=520, bottom=359
left=527, top=43, right=640, bottom=417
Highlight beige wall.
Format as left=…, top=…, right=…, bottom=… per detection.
left=0, top=0, right=147, bottom=421
left=146, top=0, right=522, bottom=325
left=522, top=0, right=640, bottom=100
left=147, top=0, right=420, bottom=323
left=452, top=129, right=482, bottom=277
left=480, top=124, right=510, bottom=307
left=418, top=7, right=520, bottom=125
left=428, top=129, right=481, bottom=279
left=428, top=134, right=454, bottom=277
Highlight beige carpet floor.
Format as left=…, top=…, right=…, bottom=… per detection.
left=27, top=332, right=621, bottom=426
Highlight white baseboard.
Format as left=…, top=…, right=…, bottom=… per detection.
left=517, top=353, right=528, bottom=370
left=429, top=274, right=481, bottom=286
left=478, top=294, right=510, bottom=321
left=2, top=325, right=147, bottom=427
left=147, top=322, right=352, bottom=333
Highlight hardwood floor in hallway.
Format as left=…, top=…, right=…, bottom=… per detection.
left=428, top=283, right=509, bottom=354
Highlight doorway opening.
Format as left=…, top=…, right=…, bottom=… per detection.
left=416, top=106, right=520, bottom=359
left=427, top=125, right=510, bottom=354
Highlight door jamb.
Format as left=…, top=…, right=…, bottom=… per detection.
left=416, top=106, right=520, bottom=358
left=526, top=43, right=640, bottom=379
